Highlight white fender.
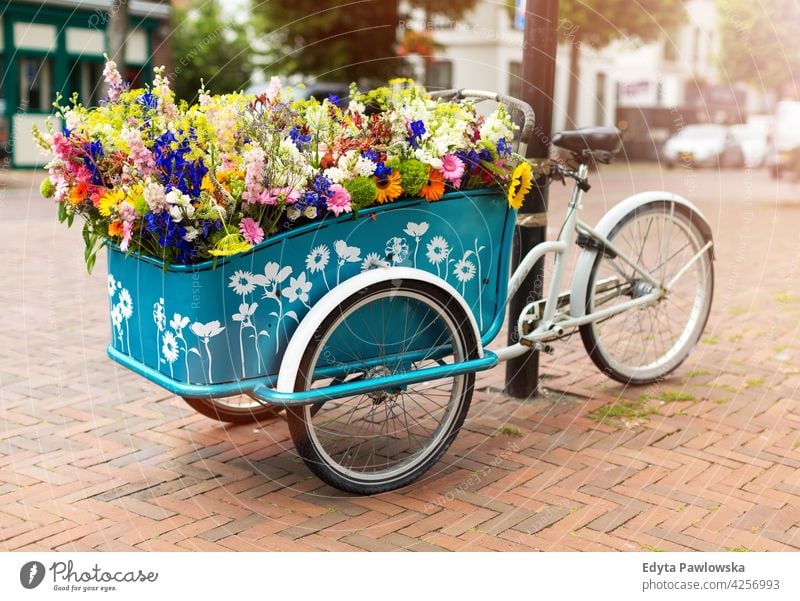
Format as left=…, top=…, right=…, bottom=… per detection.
left=570, top=191, right=714, bottom=318
left=276, top=266, right=483, bottom=393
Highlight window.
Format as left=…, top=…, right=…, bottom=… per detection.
left=508, top=61, right=522, bottom=99
left=19, top=56, right=52, bottom=111
left=69, top=61, right=104, bottom=107
left=595, top=72, right=606, bottom=126
left=425, top=60, right=453, bottom=91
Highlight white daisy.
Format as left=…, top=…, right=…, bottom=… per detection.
left=453, top=258, right=476, bottom=283
left=385, top=237, right=409, bottom=264
left=229, top=270, right=256, bottom=296
left=305, top=245, right=330, bottom=273
left=426, top=235, right=450, bottom=265
left=107, top=274, right=117, bottom=298
left=361, top=252, right=388, bottom=271
left=162, top=330, right=180, bottom=364
left=118, top=288, right=133, bottom=319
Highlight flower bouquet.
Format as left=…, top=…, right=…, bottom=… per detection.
left=34, top=60, right=534, bottom=271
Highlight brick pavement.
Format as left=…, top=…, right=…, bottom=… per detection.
left=1, top=165, right=799, bottom=551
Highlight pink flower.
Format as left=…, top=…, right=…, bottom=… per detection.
left=326, top=184, right=352, bottom=217
left=120, top=221, right=133, bottom=252
left=256, top=187, right=299, bottom=205
left=239, top=217, right=264, bottom=245
left=103, top=60, right=124, bottom=103
left=266, top=76, right=282, bottom=102
left=440, top=153, right=465, bottom=184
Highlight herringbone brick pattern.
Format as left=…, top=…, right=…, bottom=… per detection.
left=1, top=168, right=799, bottom=551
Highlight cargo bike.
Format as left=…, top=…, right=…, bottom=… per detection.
left=107, top=91, right=715, bottom=494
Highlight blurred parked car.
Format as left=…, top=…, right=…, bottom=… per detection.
left=729, top=122, right=770, bottom=168
left=662, top=124, right=744, bottom=168
left=765, top=100, right=800, bottom=179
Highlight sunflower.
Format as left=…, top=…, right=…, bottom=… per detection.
left=419, top=168, right=444, bottom=202
left=98, top=189, right=125, bottom=217
left=507, top=161, right=533, bottom=209
left=373, top=171, right=402, bottom=204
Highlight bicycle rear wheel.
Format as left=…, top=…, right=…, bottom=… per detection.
left=579, top=201, right=714, bottom=385
left=286, top=279, right=478, bottom=495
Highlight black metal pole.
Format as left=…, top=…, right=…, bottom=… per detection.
left=504, top=0, right=559, bottom=399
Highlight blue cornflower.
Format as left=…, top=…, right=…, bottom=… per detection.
left=327, top=93, right=340, bottom=106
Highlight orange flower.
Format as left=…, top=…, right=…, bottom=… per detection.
left=419, top=168, right=444, bottom=202
left=108, top=220, right=124, bottom=238
left=68, top=182, right=88, bottom=206
left=373, top=171, right=402, bottom=204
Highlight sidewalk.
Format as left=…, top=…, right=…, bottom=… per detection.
left=1, top=167, right=798, bottom=551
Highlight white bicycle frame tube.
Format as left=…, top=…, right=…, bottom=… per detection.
left=489, top=164, right=669, bottom=362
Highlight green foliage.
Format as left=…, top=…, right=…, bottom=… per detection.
left=171, top=0, right=253, bottom=101
left=717, top=0, right=800, bottom=90
left=556, top=0, right=687, bottom=46
left=398, top=159, right=428, bottom=195
left=253, top=1, right=478, bottom=82
left=39, top=178, right=54, bottom=199
left=344, top=176, right=378, bottom=209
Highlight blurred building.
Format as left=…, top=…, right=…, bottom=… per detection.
left=407, top=0, right=750, bottom=160
left=1, top=0, right=171, bottom=168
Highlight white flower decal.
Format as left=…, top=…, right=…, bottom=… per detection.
left=453, top=257, right=476, bottom=287
left=153, top=298, right=166, bottom=332
left=162, top=330, right=180, bottom=364
left=231, top=302, right=266, bottom=377
left=385, top=237, right=409, bottom=264
left=334, top=240, right=361, bottom=263
left=306, top=245, right=330, bottom=273
left=426, top=235, right=450, bottom=266
left=107, top=274, right=117, bottom=297
left=111, top=304, right=123, bottom=329
left=334, top=240, right=361, bottom=285
left=283, top=273, right=312, bottom=305
left=253, top=262, right=292, bottom=298
left=403, top=222, right=429, bottom=238
left=118, top=288, right=133, bottom=319
left=232, top=302, right=258, bottom=322
left=170, top=313, right=190, bottom=332
left=404, top=222, right=429, bottom=267
left=361, top=252, right=388, bottom=271
left=190, top=320, right=226, bottom=381
left=229, top=270, right=256, bottom=296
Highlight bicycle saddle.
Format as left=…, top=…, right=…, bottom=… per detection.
left=552, top=127, right=622, bottom=154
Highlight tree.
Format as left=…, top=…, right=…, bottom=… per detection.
left=106, top=0, right=128, bottom=88
left=717, top=0, right=800, bottom=94
left=171, top=0, right=254, bottom=101
left=555, top=0, right=687, bottom=126
left=253, top=0, right=479, bottom=83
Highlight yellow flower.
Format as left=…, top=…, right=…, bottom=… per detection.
left=507, top=161, right=533, bottom=209
left=98, top=189, right=125, bottom=217
left=373, top=171, right=402, bottom=204
left=208, top=232, right=252, bottom=257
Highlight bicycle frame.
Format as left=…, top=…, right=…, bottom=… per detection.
left=491, top=163, right=669, bottom=363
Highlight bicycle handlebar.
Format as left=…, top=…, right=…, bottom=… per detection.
left=429, top=89, right=536, bottom=156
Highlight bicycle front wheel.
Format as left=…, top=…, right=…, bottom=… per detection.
left=286, top=279, right=478, bottom=495
left=579, top=201, right=714, bottom=385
